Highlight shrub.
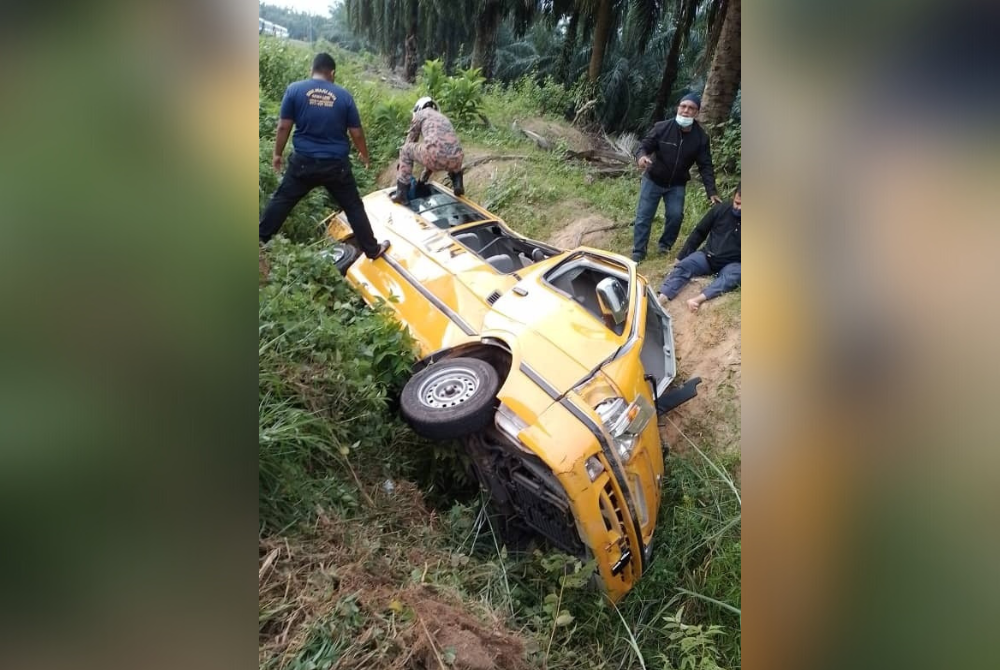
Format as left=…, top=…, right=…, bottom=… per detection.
left=440, top=67, right=487, bottom=126
left=367, top=99, right=411, bottom=155
left=419, top=58, right=448, bottom=101
left=259, top=99, right=278, bottom=141
left=506, top=75, right=583, bottom=119
left=418, top=60, right=487, bottom=127
left=258, top=240, right=419, bottom=530
left=258, top=38, right=310, bottom=103
left=709, top=119, right=741, bottom=193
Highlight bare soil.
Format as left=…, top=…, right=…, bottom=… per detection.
left=657, top=280, right=741, bottom=455
left=547, top=212, right=619, bottom=250
left=259, top=481, right=529, bottom=670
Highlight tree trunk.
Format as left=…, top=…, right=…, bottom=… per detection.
left=700, top=0, right=729, bottom=77
left=700, top=0, right=741, bottom=126
left=444, top=22, right=456, bottom=72
left=403, top=0, right=419, bottom=82
left=587, top=0, right=613, bottom=82
left=556, top=10, right=580, bottom=86
left=472, top=0, right=503, bottom=79
left=652, top=0, right=699, bottom=122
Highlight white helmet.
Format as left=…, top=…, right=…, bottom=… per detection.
left=413, top=96, right=437, bottom=113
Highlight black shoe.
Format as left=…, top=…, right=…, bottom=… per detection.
left=449, top=170, right=464, bottom=197
left=390, top=181, right=409, bottom=205
left=657, top=244, right=670, bottom=254
left=631, top=251, right=645, bottom=263
left=366, top=240, right=391, bottom=260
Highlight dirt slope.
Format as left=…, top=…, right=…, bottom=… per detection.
left=259, top=482, right=530, bottom=670
left=659, top=280, right=741, bottom=455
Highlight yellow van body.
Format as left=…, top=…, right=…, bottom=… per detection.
left=324, top=183, right=679, bottom=602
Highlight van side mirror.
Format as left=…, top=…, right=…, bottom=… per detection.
left=596, top=277, right=628, bottom=325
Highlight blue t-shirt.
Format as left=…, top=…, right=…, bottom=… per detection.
left=279, top=79, right=361, bottom=159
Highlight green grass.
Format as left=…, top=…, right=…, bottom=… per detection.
left=259, top=41, right=741, bottom=670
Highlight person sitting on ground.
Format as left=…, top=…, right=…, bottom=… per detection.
left=391, top=97, right=465, bottom=204
left=658, top=184, right=741, bottom=312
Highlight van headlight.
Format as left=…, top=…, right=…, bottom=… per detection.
left=594, top=396, right=655, bottom=462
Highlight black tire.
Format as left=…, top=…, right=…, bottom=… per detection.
left=400, top=357, right=499, bottom=440
left=327, top=242, right=359, bottom=275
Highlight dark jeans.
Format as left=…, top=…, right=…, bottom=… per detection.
left=632, top=176, right=686, bottom=255
left=259, top=153, right=379, bottom=256
left=659, top=251, right=741, bottom=300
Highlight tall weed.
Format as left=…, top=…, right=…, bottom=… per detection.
left=258, top=240, right=419, bottom=531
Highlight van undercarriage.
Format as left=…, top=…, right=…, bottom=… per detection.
left=463, top=430, right=586, bottom=556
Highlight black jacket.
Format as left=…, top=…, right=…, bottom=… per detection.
left=636, top=119, right=718, bottom=197
left=678, top=202, right=741, bottom=271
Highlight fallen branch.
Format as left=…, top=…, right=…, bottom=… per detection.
left=569, top=222, right=623, bottom=247
left=564, top=148, right=633, bottom=164
left=511, top=121, right=553, bottom=151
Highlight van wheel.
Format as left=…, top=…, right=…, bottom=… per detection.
left=326, top=242, right=359, bottom=275
left=400, top=357, right=499, bottom=440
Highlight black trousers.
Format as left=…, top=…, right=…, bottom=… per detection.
left=258, top=153, right=379, bottom=256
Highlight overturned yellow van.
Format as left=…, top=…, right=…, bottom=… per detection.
left=323, top=182, right=700, bottom=602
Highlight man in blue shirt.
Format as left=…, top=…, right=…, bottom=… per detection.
left=259, top=53, right=389, bottom=259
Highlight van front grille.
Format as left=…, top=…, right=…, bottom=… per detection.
left=600, top=479, right=634, bottom=578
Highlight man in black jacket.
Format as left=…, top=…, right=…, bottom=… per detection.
left=658, top=185, right=740, bottom=312
left=631, top=93, right=721, bottom=262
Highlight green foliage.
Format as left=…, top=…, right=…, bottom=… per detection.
left=259, top=99, right=278, bottom=141
left=710, top=119, right=742, bottom=190
left=419, top=58, right=448, bottom=100
left=441, top=67, right=486, bottom=125
left=658, top=607, right=727, bottom=670
left=506, top=75, right=584, bottom=118
left=258, top=240, right=419, bottom=531
left=367, top=100, right=410, bottom=146
left=258, top=38, right=310, bottom=102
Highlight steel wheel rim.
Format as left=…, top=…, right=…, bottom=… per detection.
left=417, top=366, right=481, bottom=409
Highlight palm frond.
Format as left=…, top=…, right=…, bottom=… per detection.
left=622, top=0, right=665, bottom=53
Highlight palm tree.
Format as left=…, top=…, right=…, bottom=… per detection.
left=699, top=0, right=739, bottom=125
left=586, top=0, right=615, bottom=82
left=471, top=0, right=540, bottom=79
left=698, top=0, right=729, bottom=77
left=555, top=9, right=582, bottom=85
left=471, top=0, right=505, bottom=77
left=403, top=0, right=419, bottom=82
left=651, top=0, right=700, bottom=121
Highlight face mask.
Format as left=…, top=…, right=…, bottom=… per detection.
left=675, top=114, right=694, bottom=127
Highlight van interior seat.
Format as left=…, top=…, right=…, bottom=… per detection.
left=453, top=232, right=482, bottom=251
left=485, top=254, right=516, bottom=274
